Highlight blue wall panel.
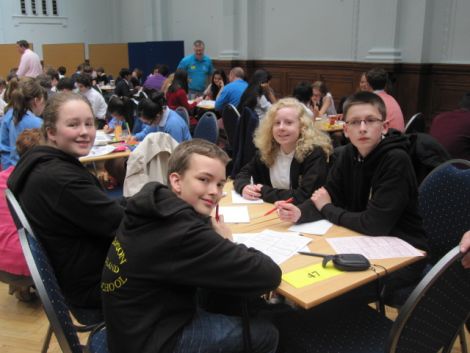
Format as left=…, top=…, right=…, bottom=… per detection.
left=128, top=40, right=184, bottom=79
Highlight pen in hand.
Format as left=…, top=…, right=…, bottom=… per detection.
left=264, top=197, right=294, bottom=216
left=215, top=204, right=220, bottom=222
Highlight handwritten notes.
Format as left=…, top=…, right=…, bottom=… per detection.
left=288, top=220, right=333, bottom=235
left=218, top=206, right=250, bottom=223
left=326, top=236, right=425, bottom=259
left=233, top=230, right=311, bottom=265
left=231, top=191, right=264, bottom=204
left=282, top=262, right=342, bottom=288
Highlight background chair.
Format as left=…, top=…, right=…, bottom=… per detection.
left=404, top=112, right=425, bottom=133
left=230, top=107, right=259, bottom=178
left=5, top=189, right=104, bottom=353
left=221, top=103, right=240, bottom=150
left=193, top=111, right=219, bottom=144
left=419, top=159, right=470, bottom=264
left=175, top=106, right=190, bottom=126
left=275, top=246, right=470, bottom=353
left=18, top=227, right=108, bottom=353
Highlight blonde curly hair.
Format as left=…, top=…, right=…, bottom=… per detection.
left=254, top=97, right=332, bottom=167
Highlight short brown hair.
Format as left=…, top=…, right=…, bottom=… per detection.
left=16, top=128, right=42, bottom=157
left=41, top=92, right=93, bottom=141
left=167, top=139, right=229, bottom=183
left=343, top=91, right=387, bottom=122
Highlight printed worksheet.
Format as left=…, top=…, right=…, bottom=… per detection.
left=233, top=229, right=311, bottom=264
left=326, top=236, right=425, bottom=259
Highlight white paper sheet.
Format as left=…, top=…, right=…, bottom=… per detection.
left=326, top=236, right=425, bottom=259
left=218, top=206, right=250, bottom=223
left=94, top=131, right=113, bottom=145
left=80, top=145, right=116, bottom=159
left=233, top=229, right=312, bottom=264
left=231, top=190, right=264, bottom=204
left=288, top=220, right=333, bottom=235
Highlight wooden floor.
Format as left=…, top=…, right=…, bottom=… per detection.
left=0, top=281, right=467, bottom=352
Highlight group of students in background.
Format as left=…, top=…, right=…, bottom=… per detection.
left=0, top=41, right=469, bottom=353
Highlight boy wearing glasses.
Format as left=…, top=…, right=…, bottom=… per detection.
left=277, top=92, right=427, bottom=302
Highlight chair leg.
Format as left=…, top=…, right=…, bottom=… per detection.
left=460, top=325, right=468, bottom=353
left=41, top=324, right=53, bottom=353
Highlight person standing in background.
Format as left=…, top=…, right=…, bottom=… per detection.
left=177, top=40, right=213, bottom=97
left=16, top=40, right=43, bottom=78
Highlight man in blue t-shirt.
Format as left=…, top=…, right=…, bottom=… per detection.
left=215, top=67, right=248, bottom=112
left=177, top=40, right=213, bottom=96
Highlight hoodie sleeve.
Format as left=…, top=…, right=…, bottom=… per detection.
left=170, top=216, right=281, bottom=297
left=55, top=176, right=124, bottom=238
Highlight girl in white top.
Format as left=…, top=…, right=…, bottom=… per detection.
left=234, top=98, right=332, bottom=204
left=312, top=81, right=337, bottom=117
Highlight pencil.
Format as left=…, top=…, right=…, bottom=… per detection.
left=263, top=197, right=294, bottom=216
left=215, top=204, right=220, bottom=222
left=125, top=122, right=131, bottom=135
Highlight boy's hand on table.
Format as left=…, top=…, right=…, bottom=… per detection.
left=311, top=187, right=332, bottom=211
left=211, top=215, right=233, bottom=241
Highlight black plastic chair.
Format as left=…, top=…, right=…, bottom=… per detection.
left=231, top=107, right=259, bottom=178
left=275, top=246, right=470, bottom=353
left=404, top=112, right=425, bottom=133
left=18, top=227, right=108, bottom=353
left=221, top=103, right=240, bottom=149
left=5, top=189, right=104, bottom=353
left=193, top=111, right=219, bottom=144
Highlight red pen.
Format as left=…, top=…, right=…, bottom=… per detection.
left=215, top=204, right=220, bottom=222
left=263, top=197, right=294, bottom=216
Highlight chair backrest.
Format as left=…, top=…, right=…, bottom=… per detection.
left=418, top=159, right=470, bottom=264
left=193, top=111, right=219, bottom=144
left=18, top=227, right=83, bottom=353
left=404, top=112, right=425, bottom=133
left=222, top=104, right=240, bottom=148
left=231, top=107, right=259, bottom=178
left=175, top=106, right=190, bottom=126
left=123, top=132, right=179, bottom=197
left=386, top=246, right=470, bottom=353
left=5, top=188, right=34, bottom=235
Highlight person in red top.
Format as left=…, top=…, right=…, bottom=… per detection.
left=430, top=92, right=470, bottom=160
left=0, top=128, right=41, bottom=301
left=165, top=69, right=202, bottom=111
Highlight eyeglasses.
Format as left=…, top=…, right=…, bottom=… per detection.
left=344, top=118, right=383, bottom=128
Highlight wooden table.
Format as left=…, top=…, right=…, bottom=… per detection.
left=79, top=150, right=131, bottom=164
left=221, top=182, right=424, bottom=309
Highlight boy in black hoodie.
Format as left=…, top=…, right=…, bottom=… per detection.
left=101, top=139, right=282, bottom=353
left=277, top=91, right=428, bottom=303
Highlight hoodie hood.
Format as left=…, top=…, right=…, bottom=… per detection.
left=122, top=182, right=203, bottom=230
left=7, top=145, right=83, bottom=195
left=353, top=128, right=410, bottom=166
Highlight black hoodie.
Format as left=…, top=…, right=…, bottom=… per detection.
left=102, top=182, right=281, bottom=353
left=7, top=146, right=124, bottom=308
left=298, top=130, right=427, bottom=251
